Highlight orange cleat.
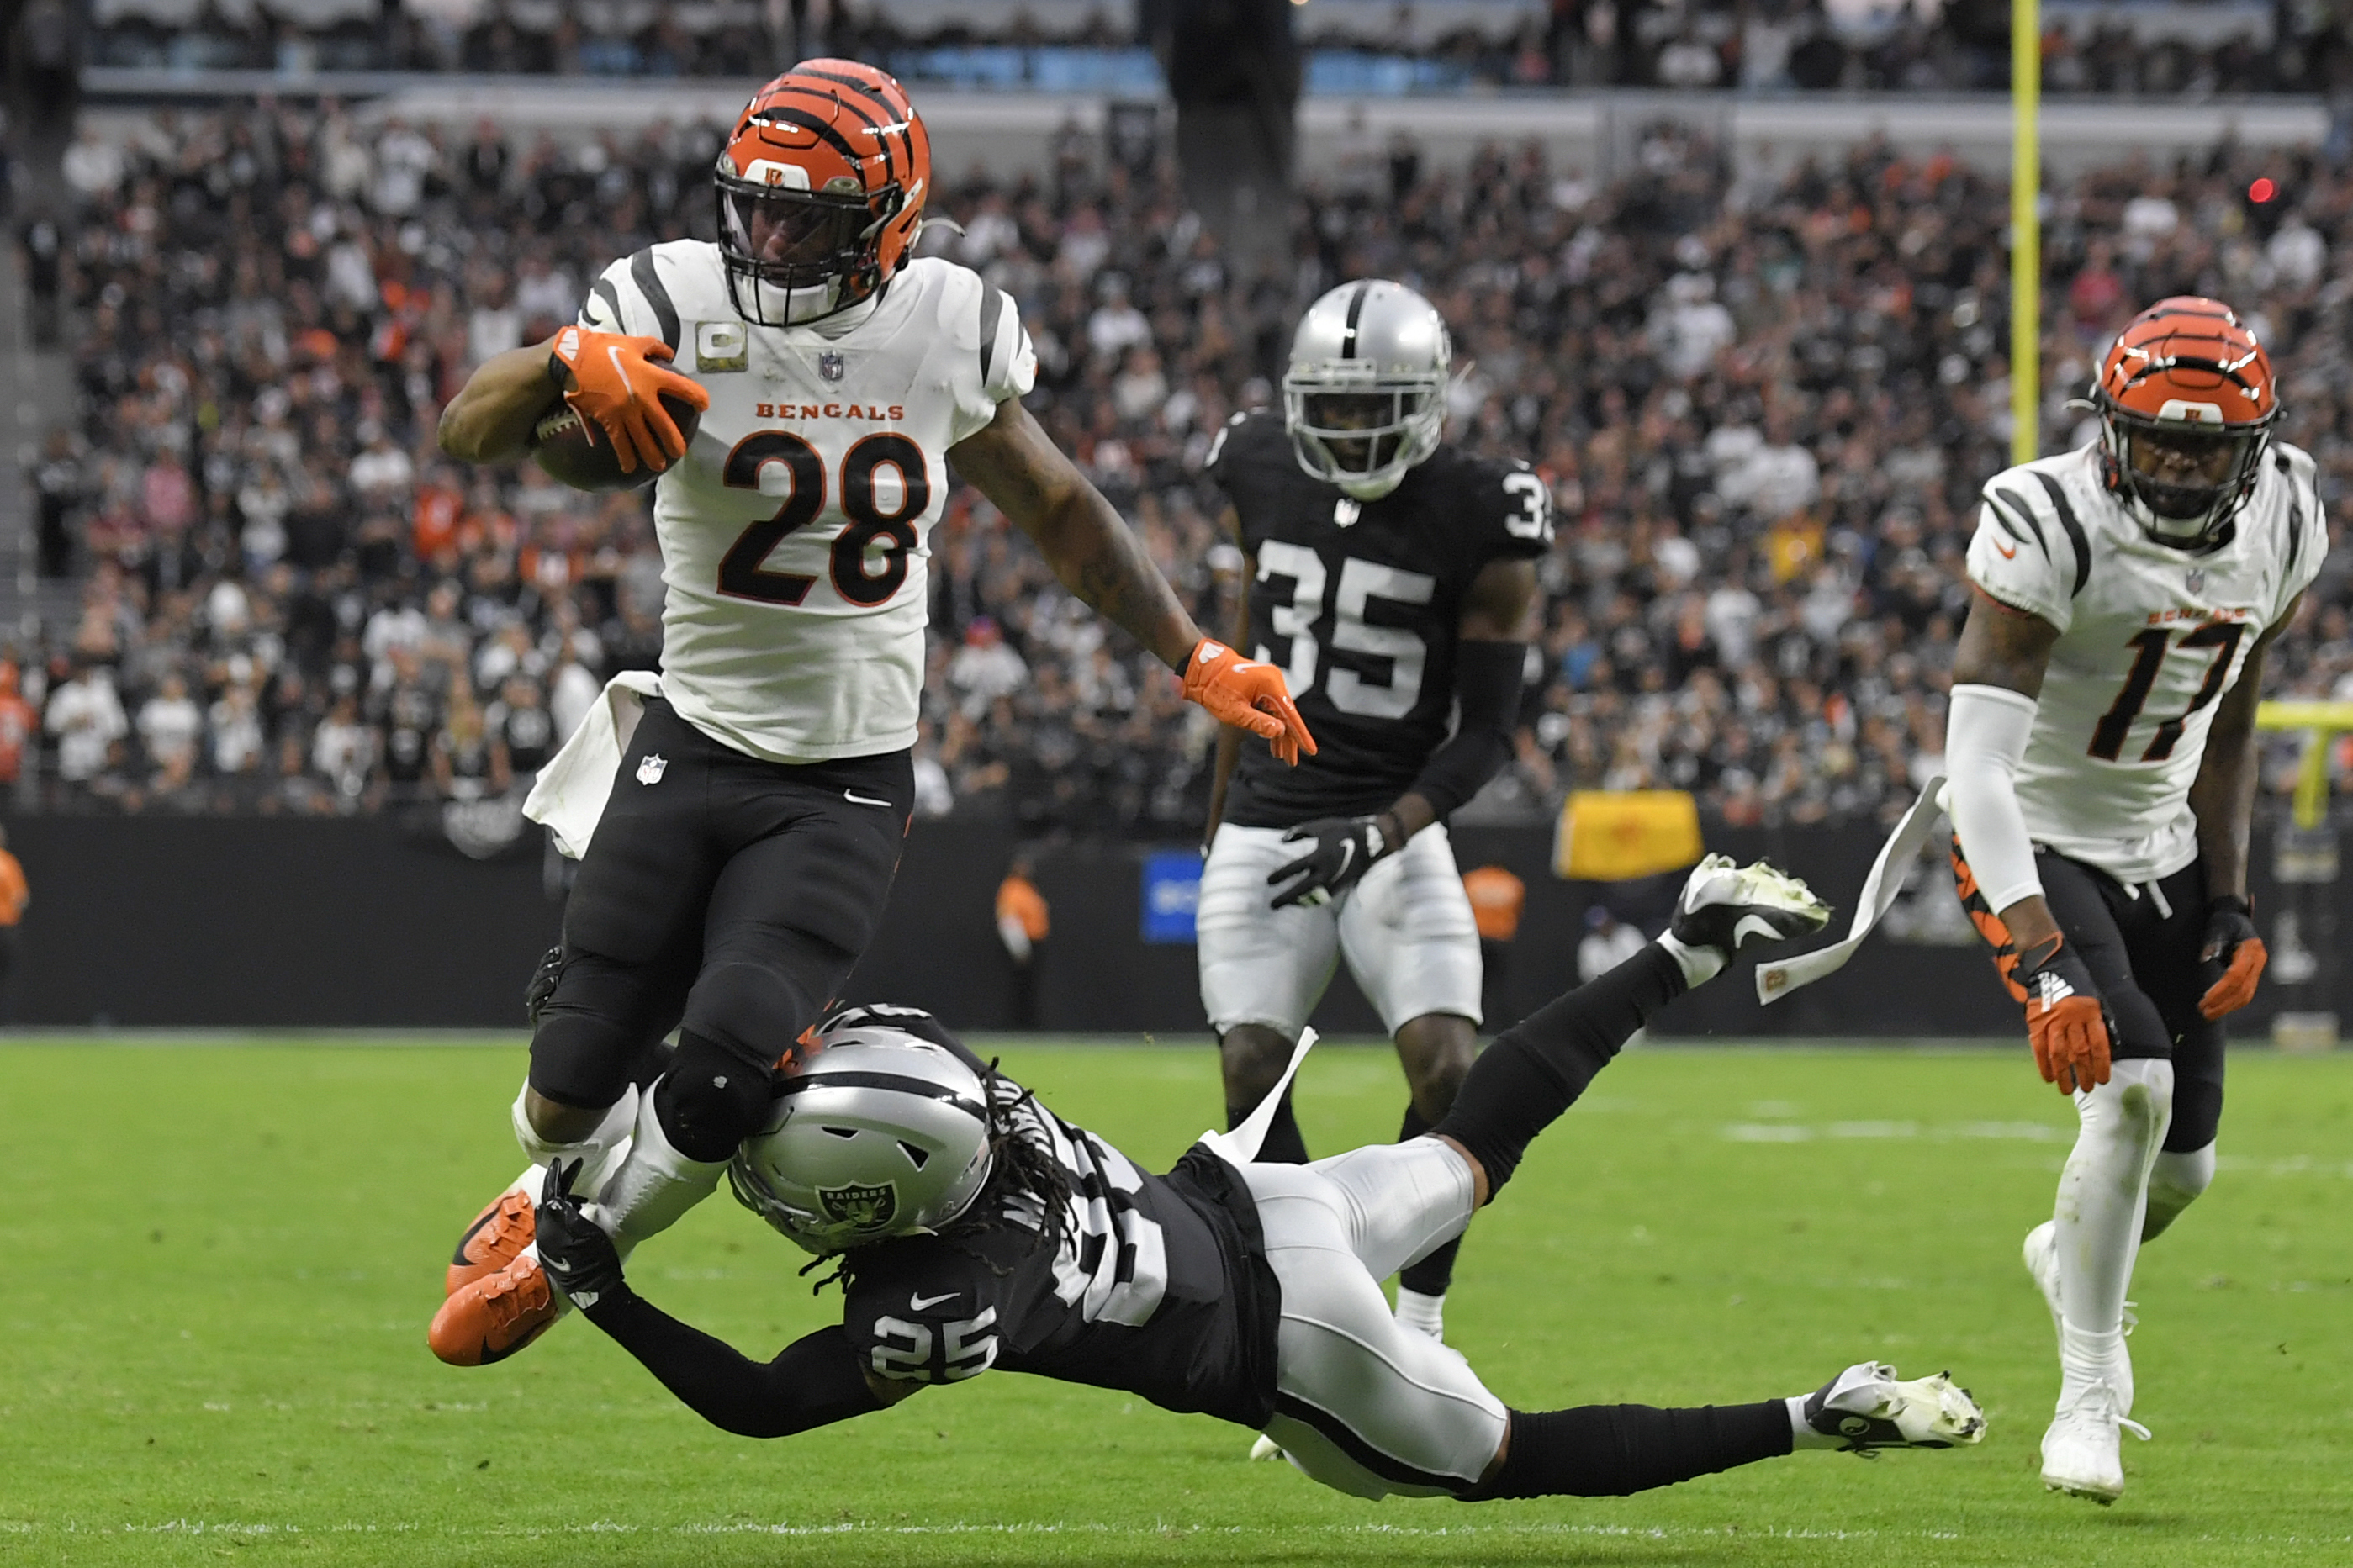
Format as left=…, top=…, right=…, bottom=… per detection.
left=446, top=1186, right=538, bottom=1296
left=428, top=1254, right=560, bottom=1366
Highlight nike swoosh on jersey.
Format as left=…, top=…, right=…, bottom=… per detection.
left=1993, top=539, right=2017, bottom=559
left=843, top=790, right=893, bottom=807
left=909, top=1291, right=959, bottom=1312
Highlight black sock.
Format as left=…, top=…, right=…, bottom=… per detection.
left=1229, top=1085, right=1309, bottom=1164
left=1462, top=1401, right=1793, bottom=1500
left=1396, top=1104, right=1461, bottom=1296
left=1431, top=944, right=1684, bottom=1199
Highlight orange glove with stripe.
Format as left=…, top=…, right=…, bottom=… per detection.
left=2007, top=932, right=2113, bottom=1095
left=1182, top=640, right=1318, bottom=767
left=2197, top=895, right=2266, bottom=1019
left=547, top=325, right=709, bottom=475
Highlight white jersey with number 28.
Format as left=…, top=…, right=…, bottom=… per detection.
left=1965, top=441, right=2324, bottom=885
left=579, top=244, right=1035, bottom=763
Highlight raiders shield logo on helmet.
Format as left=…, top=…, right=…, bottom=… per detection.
left=819, top=1181, right=897, bottom=1229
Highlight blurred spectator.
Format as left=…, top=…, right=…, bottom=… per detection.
left=45, top=662, right=126, bottom=791
left=997, top=854, right=1050, bottom=1029
left=948, top=618, right=1028, bottom=718
left=1578, top=905, right=1648, bottom=985
left=1462, top=863, right=1526, bottom=1027
left=0, top=824, right=25, bottom=1022
left=32, top=430, right=80, bottom=580
left=135, top=673, right=203, bottom=791
left=0, top=665, right=35, bottom=790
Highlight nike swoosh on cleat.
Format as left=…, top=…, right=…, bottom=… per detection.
left=909, top=1291, right=959, bottom=1311
left=844, top=790, right=894, bottom=807
left=451, top=1208, right=500, bottom=1267
left=1732, top=913, right=1785, bottom=947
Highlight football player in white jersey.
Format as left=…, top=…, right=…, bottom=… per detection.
left=426, top=62, right=1314, bottom=1366
left=1943, top=298, right=2321, bottom=1502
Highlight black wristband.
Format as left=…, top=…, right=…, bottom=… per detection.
left=2208, top=894, right=2252, bottom=917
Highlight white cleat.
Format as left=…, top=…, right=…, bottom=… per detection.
left=1802, top=1361, right=1987, bottom=1453
left=1670, top=855, right=1832, bottom=956
left=2041, top=1378, right=2149, bottom=1504
left=1247, top=1434, right=1286, bottom=1462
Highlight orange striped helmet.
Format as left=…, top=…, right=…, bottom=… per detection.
left=2091, top=296, right=2281, bottom=549
left=716, top=61, right=932, bottom=327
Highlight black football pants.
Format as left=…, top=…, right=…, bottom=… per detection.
left=1954, top=840, right=2225, bottom=1152
left=529, top=698, right=912, bottom=1112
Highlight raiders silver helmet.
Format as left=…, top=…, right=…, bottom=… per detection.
left=728, top=1027, right=996, bottom=1254
left=1282, top=279, right=1451, bottom=499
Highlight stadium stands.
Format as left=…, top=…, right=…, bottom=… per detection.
left=82, top=0, right=2323, bottom=98
left=14, top=99, right=2352, bottom=833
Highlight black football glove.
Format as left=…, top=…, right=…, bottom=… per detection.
left=524, top=945, right=565, bottom=1024
left=535, top=1159, right=627, bottom=1309
left=1267, top=815, right=1395, bottom=909
left=2197, top=895, right=2266, bottom=1020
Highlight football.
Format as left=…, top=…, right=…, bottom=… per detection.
left=529, top=392, right=702, bottom=493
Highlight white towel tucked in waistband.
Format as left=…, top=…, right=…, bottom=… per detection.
left=523, top=670, right=664, bottom=860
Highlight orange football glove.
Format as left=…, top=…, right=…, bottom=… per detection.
left=2197, top=895, right=2266, bottom=1019
left=547, top=325, right=710, bottom=475
left=2012, top=933, right=2112, bottom=1095
left=1182, top=640, right=1318, bottom=766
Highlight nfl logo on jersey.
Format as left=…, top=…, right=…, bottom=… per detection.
left=2186, top=567, right=2206, bottom=594
left=818, top=351, right=847, bottom=383
left=637, top=753, right=668, bottom=785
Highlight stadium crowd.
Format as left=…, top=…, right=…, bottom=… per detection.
left=83, top=0, right=2343, bottom=100
left=14, top=98, right=2353, bottom=836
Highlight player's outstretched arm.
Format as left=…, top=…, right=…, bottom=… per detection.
left=438, top=340, right=563, bottom=467
left=951, top=396, right=1314, bottom=762
left=532, top=1163, right=906, bottom=1437
left=2186, top=594, right=2297, bottom=1017
left=1948, top=589, right=2109, bottom=1092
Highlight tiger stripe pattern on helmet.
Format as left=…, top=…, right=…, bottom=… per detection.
left=716, top=61, right=933, bottom=326
left=2091, top=295, right=2282, bottom=549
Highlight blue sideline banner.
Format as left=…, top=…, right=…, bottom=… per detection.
left=1139, top=849, right=1204, bottom=944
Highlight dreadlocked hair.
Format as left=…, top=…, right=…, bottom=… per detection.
left=941, top=1059, right=1076, bottom=1263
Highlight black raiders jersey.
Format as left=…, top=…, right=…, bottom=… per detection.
left=824, top=1007, right=1280, bottom=1428
left=1206, top=410, right=1552, bottom=826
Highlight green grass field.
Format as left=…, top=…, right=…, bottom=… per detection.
left=3, top=1037, right=2349, bottom=1567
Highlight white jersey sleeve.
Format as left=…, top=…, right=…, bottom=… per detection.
left=948, top=277, right=1038, bottom=446
left=2261, top=441, right=2328, bottom=624
left=576, top=248, right=685, bottom=353
left=1965, top=467, right=2090, bottom=633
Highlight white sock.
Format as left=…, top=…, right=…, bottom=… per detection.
left=589, top=1075, right=728, bottom=1258
left=1657, top=932, right=1725, bottom=987
left=1393, top=1286, right=1446, bottom=1339
left=2054, top=1059, right=2171, bottom=1412
left=2143, top=1142, right=2214, bottom=1242
left=510, top=1082, right=639, bottom=1199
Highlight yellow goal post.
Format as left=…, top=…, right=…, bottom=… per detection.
left=2254, top=700, right=2353, bottom=831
